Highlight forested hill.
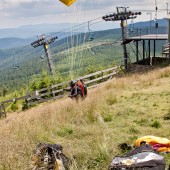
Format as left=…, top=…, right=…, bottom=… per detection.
left=0, top=28, right=123, bottom=94
left=0, top=18, right=168, bottom=96
left=0, top=38, right=34, bottom=49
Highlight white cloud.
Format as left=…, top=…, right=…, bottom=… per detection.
left=0, top=0, right=168, bottom=28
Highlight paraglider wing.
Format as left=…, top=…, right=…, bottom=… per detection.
left=59, top=0, right=76, bottom=6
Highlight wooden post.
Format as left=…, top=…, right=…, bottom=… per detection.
left=136, top=41, right=139, bottom=63
left=153, top=40, right=156, bottom=58
left=148, top=40, right=151, bottom=59
left=143, top=40, right=145, bottom=62
left=0, top=104, right=6, bottom=118
left=167, top=15, right=170, bottom=62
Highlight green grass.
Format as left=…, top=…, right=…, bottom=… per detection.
left=0, top=66, right=170, bottom=169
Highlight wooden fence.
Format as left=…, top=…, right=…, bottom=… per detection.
left=0, top=66, right=119, bottom=114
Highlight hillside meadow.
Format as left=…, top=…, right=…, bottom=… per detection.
left=0, top=66, right=170, bottom=169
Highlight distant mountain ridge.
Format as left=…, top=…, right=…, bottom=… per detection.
left=0, top=38, right=33, bottom=49
left=0, top=23, right=75, bottom=39
left=0, top=18, right=167, bottom=49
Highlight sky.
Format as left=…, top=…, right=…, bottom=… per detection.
left=0, top=0, right=169, bottom=29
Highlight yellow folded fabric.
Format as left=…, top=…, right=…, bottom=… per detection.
left=134, top=136, right=170, bottom=152
left=59, top=0, right=76, bottom=6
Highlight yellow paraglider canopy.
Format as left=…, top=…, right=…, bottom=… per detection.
left=59, top=0, right=76, bottom=6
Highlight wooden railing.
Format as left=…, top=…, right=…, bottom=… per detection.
left=0, top=66, right=119, bottom=114
left=127, top=27, right=167, bottom=38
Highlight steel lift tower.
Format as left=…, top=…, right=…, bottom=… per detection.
left=102, top=7, right=141, bottom=70
left=31, top=35, right=58, bottom=76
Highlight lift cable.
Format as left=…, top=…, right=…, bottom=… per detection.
left=1, top=6, right=167, bottom=71
left=51, top=19, right=104, bottom=39
left=50, top=16, right=102, bottom=37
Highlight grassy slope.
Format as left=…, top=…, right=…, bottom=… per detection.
left=0, top=66, right=170, bottom=169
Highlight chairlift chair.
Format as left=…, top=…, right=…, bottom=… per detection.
left=13, top=65, right=19, bottom=69
left=129, top=19, right=134, bottom=32
left=40, top=55, right=45, bottom=59
left=86, top=32, right=94, bottom=41
left=85, top=21, right=94, bottom=42
left=12, top=53, right=20, bottom=69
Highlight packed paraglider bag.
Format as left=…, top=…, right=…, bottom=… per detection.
left=31, top=143, right=70, bottom=170
left=109, top=144, right=166, bottom=170
left=77, top=79, right=87, bottom=97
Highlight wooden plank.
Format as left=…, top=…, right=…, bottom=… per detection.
left=79, top=71, right=103, bottom=80
left=28, top=98, right=50, bottom=106
left=28, top=95, right=64, bottom=106
left=29, top=91, right=53, bottom=100
left=51, top=81, right=69, bottom=88
left=15, top=96, right=28, bottom=101
left=1, top=99, right=14, bottom=104
left=52, top=89, right=64, bottom=94
left=87, top=76, right=117, bottom=89
left=35, top=81, right=68, bottom=93
left=87, top=84, right=99, bottom=89
left=86, top=76, right=103, bottom=85
left=126, top=34, right=168, bottom=40
left=79, top=66, right=118, bottom=80
left=101, top=67, right=118, bottom=73
left=37, top=87, right=51, bottom=93
left=26, top=91, right=35, bottom=96
left=28, top=89, right=64, bottom=101
left=52, top=95, right=64, bottom=100
left=162, top=44, right=169, bottom=48
left=103, top=72, right=117, bottom=79
left=1, top=95, right=28, bottom=104
left=86, top=72, right=117, bottom=85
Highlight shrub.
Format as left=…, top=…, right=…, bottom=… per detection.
left=159, top=69, right=170, bottom=78
left=87, top=150, right=108, bottom=169
left=129, top=135, right=138, bottom=142
left=103, top=114, right=112, bottom=122
left=10, top=102, right=19, bottom=111
left=150, top=120, right=161, bottom=129
left=22, top=101, right=28, bottom=111
left=129, top=127, right=140, bottom=134
left=135, top=118, right=148, bottom=126
left=57, top=127, right=73, bottom=137
left=153, top=103, right=158, bottom=107
left=106, top=94, right=117, bottom=105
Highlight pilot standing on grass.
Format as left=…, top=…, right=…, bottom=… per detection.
left=64, top=80, right=82, bottom=99
left=68, top=80, right=79, bottom=99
